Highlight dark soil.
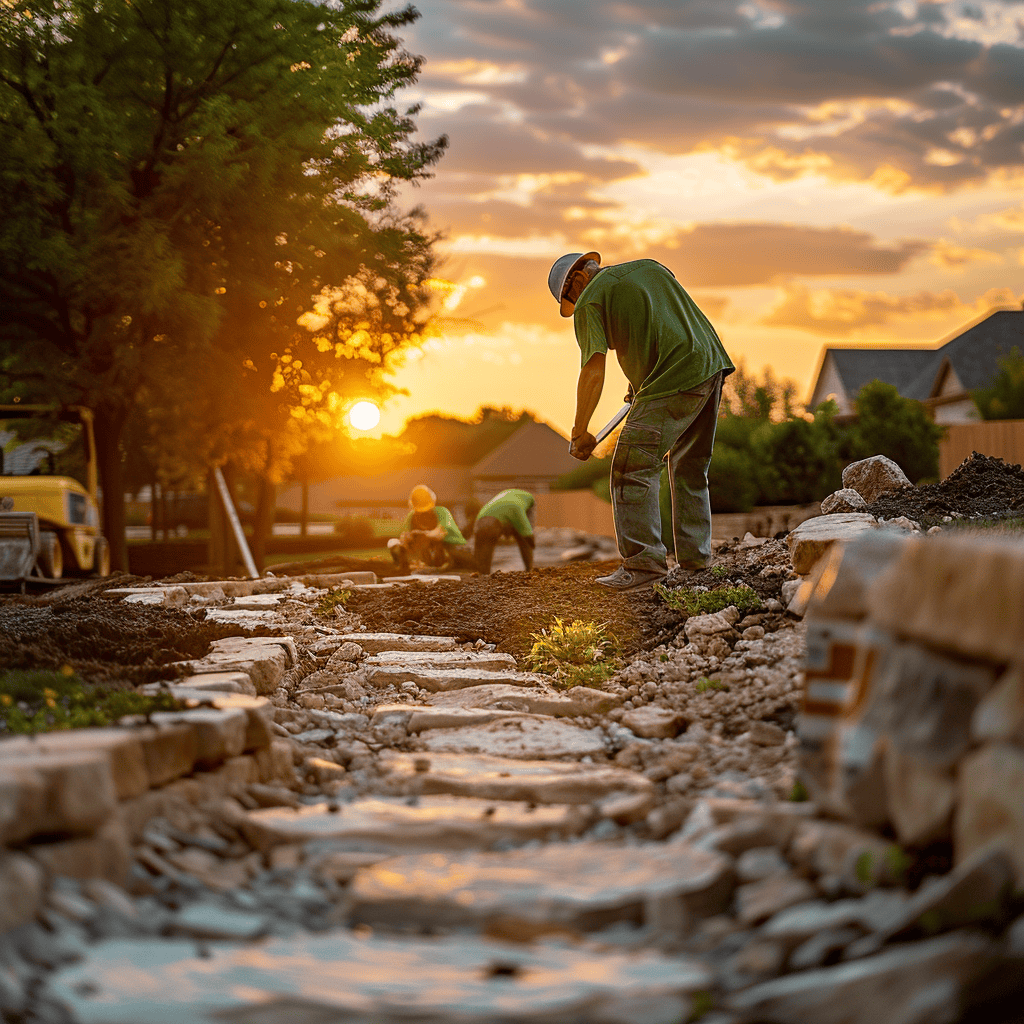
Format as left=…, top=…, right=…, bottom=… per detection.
left=863, top=452, right=1024, bottom=523
left=348, top=539, right=793, bottom=660
left=0, top=599, right=253, bottom=687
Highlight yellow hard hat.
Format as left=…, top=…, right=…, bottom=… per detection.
left=409, top=484, right=436, bottom=512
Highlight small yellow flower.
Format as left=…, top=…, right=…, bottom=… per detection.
left=45, top=698, right=56, bottom=708
left=60, top=664, right=74, bottom=677
left=43, top=687, right=57, bottom=699
left=0, top=694, right=11, bottom=707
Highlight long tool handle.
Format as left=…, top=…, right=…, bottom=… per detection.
left=213, top=466, right=260, bottom=579
left=595, top=403, right=630, bottom=443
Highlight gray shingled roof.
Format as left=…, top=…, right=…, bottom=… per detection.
left=827, top=347, right=937, bottom=399
left=825, top=309, right=1024, bottom=402
left=922, top=309, right=1024, bottom=396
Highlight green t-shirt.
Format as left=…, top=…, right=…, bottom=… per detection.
left=401, top=506, right=466, bottom=546
left=573, top=260, right=734, bottom=399
left=477, top=489, right=535, bottom=537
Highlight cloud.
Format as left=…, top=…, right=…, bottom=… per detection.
left=635, top=223, right=926, bottom=287
left=403, top=0, right=1024, bottom=194
left=760, top=282, right=1021, bottom=336
left=930, top=238, right=1003, bottom=268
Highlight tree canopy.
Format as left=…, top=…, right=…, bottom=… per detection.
left=0, top=0, right=446, bottom=568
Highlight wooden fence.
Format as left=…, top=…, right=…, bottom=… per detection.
left=939, top=420, right=1024, bottom=479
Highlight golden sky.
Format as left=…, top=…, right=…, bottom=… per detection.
left=377, top=0, right=1024, bottom=436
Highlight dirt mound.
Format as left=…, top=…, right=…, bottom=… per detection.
left=863, top=451, right=1024, bottom=522
left=347, top=561, right=655, bottom=659
left=0, top=600, right=253, bottom=687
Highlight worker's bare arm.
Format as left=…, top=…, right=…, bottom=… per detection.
left=570, top=353, right=606, bottom=460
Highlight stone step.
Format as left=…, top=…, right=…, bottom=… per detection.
left=424, top=682, right=623, bottom=717
left=363, top=666, right=539, bottom=692
left=365, top=650, right=517, bottom=671
left=372, top=703, right=547, bottom=732
left=379, top=751, right=654, bottom=821
left=238, top=795, right=593, bottom=854
left=50, top=931, right=711, bottom=1024
left=337, top=632, right=459, bottom=654
left=147, top=672, right=256, bottom=697
left=187, top=636, right=298, bottom=695
left=349, top=840, right=733, bottom=934
left=418, top=716, right=609, bottom=760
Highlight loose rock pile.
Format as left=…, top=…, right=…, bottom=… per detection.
left=1, top=493, right=1023, bottom=1022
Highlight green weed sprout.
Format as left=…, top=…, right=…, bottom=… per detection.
left=694, top=677, right=726, bottom=693
left=525, top=617, right=620, bottom=691
left=316, top=587, right=353, bottom=617
left=654, top=582, right=762, bottom=617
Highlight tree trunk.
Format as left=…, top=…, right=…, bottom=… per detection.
left=93, top=407, right=129, bottom=573
left=250, top=439, right=276, bottom=573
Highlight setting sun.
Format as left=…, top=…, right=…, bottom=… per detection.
left=348, top=400, right=381, bottom=431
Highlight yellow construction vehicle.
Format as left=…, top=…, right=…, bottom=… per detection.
left=0, top=405, right=110, bottom=581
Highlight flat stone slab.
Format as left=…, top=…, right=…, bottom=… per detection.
left=419, top=716, right=608, bottom=760
left=350, top=841, right=733, bottom=932
left=338, top=633, right=459, bottom=654
left=49, top=933, right=710, bottom=1024
left=239, top=796, right=591, bottom=853
left=190, top=637, right=297, bottom=695
left=787, top=513, right=878, bottom=575
left=364, top=666, right=540, bottom=692
left=424, top=683, right=623, bottom=717
left=228, top=593, right=285, bottom=610
left=204, top=609, right=281, bottom=626
left=379, top=751, right=653, bottom=819
left=170, top=672, right=256, bottom=697
left=372, top=704, right=545, bottom=732
left=366, top=650, right=517, bottom=671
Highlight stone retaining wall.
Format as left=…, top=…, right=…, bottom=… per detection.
left=798, top=530, right=1024, bottom=882
left=0, top=638, right=295, bottom=934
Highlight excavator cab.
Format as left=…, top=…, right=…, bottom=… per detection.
left=0, top=405, right=109, bottom=582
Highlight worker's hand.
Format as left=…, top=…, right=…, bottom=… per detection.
left=623, top=385, right=634, bottom=404
left=569, top=431, right=597, bottom=461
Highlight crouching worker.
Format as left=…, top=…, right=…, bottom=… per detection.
left=387, top=485, right=474, bottom=572
left=474, top=488, right=536, bottom=574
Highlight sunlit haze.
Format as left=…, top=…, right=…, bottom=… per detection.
left=371, top=0, right=1024, bottom=435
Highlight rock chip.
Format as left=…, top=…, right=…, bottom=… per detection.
left=620, top=706, right=688, bottom=739
left=685, top=607, right=741, bottom=643
left=842, top=455, right=911, bottom=503
left=955, top=743, right=1024, bottom=883
left=820, top=489, right=867, bottom=514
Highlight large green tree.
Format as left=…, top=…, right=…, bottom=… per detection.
left=0, top=0, right=445, bottom=569
left=973, top=348, right=1024, bottom=420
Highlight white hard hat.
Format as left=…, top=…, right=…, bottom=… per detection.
left=547, top=251, right=601, bottom=317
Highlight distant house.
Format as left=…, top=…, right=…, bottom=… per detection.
left=808, top=308, right=1024, bottom=424
left=469, top=420, right=580, bottom=503
left=277, top=419, right=580, bottom=520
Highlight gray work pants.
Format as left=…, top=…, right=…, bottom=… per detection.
left=610, top=372, right=723, bottom=573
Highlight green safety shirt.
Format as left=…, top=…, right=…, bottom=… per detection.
left=401, top=506, right=466, bottom=546
left=573, top=259, right=734, bottom=400
left=476, top=488, right=535, bottom=537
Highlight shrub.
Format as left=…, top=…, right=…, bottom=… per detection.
left=525, top=617, right=621, bottom=690
left=315, top=587, right=352, bottom=617
left=973, top=347, right=1024, bottom=420
left=848, top=380, right=943, bottom=483
left=654, top=583, right=762, bottom=617
left=751, top=407, right=844, bottom=504
left=332, top=515, right=376, bottom=548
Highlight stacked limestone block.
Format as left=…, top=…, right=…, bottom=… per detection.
left=0, top=638, right=295, bottom=935
left=798, top=529, right=1024, bottom=886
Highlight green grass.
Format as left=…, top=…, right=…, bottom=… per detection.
left=654, top=582, right=762, bottom=617
left=0, top=669, right=181, bottom=735
left=525, top=618, right=621, bottom=690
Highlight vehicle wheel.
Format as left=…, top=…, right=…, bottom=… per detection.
left=38, top=532, right=63, bottom=579
left=93, top=536, right=111, bottom=577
